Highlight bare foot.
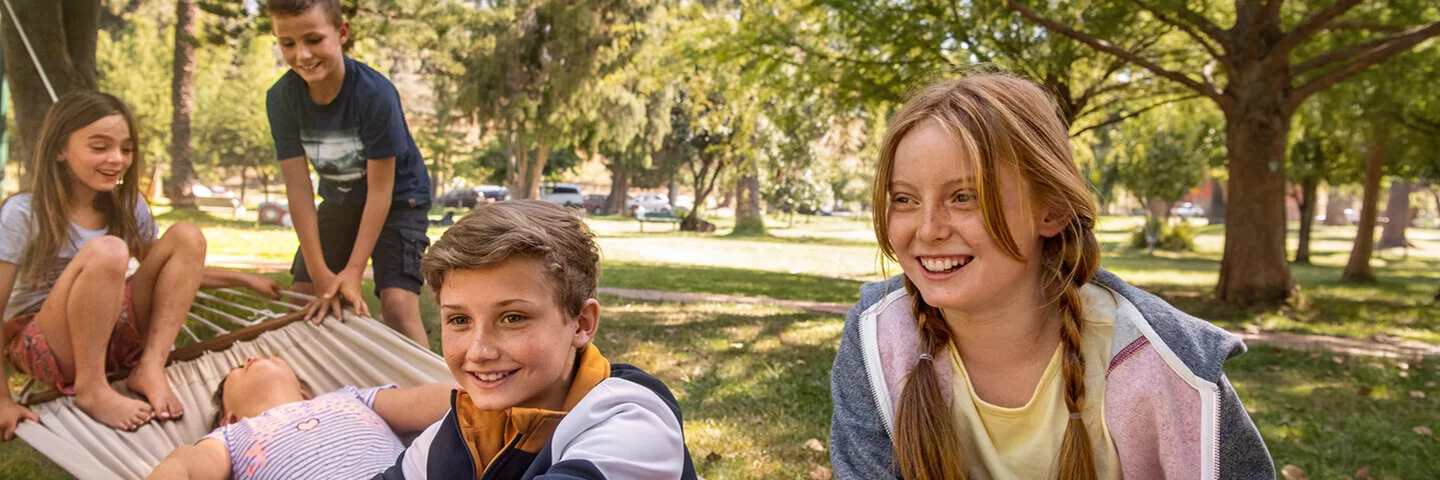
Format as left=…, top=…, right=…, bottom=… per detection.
left=74, top=385, right=153, bottom=430
left=125, top=366, right=184, bottom=420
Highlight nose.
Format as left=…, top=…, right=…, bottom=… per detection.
left=916, top=202, right=953, bottom=242
left=465, top=327, right=501, bottom=363
left=244, top=357, right=259, bottom=368
left=296, top=45, right=312, bottom=62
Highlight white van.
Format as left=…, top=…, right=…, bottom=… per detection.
left=541, top=183, right=584, bottom=208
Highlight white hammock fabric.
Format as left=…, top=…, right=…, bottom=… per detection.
left=14, top=310, right=450, bottom=480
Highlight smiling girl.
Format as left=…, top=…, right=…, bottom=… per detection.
left=828, top=75, right=1274, bottom=479
left=0, top=92, right=282, bottom=436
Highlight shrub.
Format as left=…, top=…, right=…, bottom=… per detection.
left=1130, top=217, right=1196, bottom=252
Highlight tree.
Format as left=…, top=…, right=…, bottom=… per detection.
left=166, top=0, right=200, bottom=207
left=1341, top=123, right=1388, bottom=282
left=457, top=0, right=657, bottom=200
left=1, top=0, right=100, bottom=184
left=193, top=35, right=278, bottom=203
left=1113, top=101, right=1219, bottom=248
left=96, top=4, right=175, bottom=199
left=1007, top=0, right=1440, bottom=306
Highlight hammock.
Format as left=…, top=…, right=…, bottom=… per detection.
left=11, top=289, right=451, bottom=480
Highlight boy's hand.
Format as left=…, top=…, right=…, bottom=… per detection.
left=239, top=274, right=284, bottom=300
left=306, top=267, right=369, bottom=324
left=0, top=400, right=40, bottom=441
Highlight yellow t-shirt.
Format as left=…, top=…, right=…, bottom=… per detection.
left=946, top=283, right=1124, bottom=480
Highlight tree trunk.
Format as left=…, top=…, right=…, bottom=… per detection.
left=1323, top=190, right=1351, bottom=226
left=2, top=0, right=100, bottom=185
left=518, top=143, right=549, bottom=200
left=1431, top=186, right=1440, bottom=228
left=1206, top=177, right=1226, bottom=225
left=238, top=164, right=249, bottom=205
left=607, top=165, right=630, bottom=217
left=166, top=0, right=199, bottom=208
left=1295, top=178, right=1319, bottom=264
left=667, top=180, right=677, bottom=209
left=718, top=188, right=733, bottom=209
left=1377, top=178, right=1410, bottom=249
left=1214, top=95, right=1294, bottom=306
left=1341, top=124, right=1389, bottom=283
left=733, top=173, right=765, bottom=235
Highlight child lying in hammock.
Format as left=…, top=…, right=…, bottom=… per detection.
left=145, top=356, right=453, bottom=480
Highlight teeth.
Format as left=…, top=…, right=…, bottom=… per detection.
left=920, top=257, right=968, bottom=273
left=475, top=371, right=509, bottom=382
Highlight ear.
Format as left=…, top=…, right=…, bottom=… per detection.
left=1035, top=205, right=1068, bottom=239
left=221, top=414, right=239, bottom=427
left=300, top=390, right=312, bottom=401
left=338, top=20, right=351, bottom=46
left=571, top=298, right=600, bottom=348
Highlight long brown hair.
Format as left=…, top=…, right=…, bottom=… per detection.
left=872, top=74, right=1102, bottom=480
left=14, top=91, right=145, bottom=285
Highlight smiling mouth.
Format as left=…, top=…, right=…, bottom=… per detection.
left=469, top=369, right=518, bottom=386
left=919, top=256, right=972, bottom=274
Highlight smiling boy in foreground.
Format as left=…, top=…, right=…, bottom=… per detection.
left=376, top=200, right=697, bottom=480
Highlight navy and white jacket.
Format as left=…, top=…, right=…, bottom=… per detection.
left=374, top=344, right=698, bottom=479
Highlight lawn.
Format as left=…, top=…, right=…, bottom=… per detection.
left=11, top=299, right=1432, bottom=479
left=6, top=209, right=1433, bottom=478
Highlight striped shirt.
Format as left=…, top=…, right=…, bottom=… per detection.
left=204, top=385, right=400, bottom=480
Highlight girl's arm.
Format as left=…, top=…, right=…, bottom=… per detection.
left=0, top=262, right=42, bottom=442
left=200, top=269, right=284, bottom=299
left=371, top=382, right=456, bottom=435
left=308, top=158, right=395, bottom=323
left=145, top=438, right=231, bottom=480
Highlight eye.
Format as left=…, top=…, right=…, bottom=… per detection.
left=953, top=190, right=976, bottom=204
left=445, top=315, right=471, bottom=326
left=890, top=194, right=914, bottom=205
left=500, top=313, right=526, bottom=325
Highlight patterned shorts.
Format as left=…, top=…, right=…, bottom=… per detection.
left=3, top=281, right=143, bottom=394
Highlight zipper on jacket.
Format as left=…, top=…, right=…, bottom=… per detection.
left=859, top=304, right=896, bottom=442
left=1207, top=383, right=1222, bottom=480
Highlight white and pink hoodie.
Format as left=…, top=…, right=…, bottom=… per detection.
left=829, top=270, right=1276, bottom=479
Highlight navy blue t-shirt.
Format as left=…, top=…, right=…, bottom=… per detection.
left=267, top=57, right=430, bottom=207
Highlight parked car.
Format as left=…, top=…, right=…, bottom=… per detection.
left=476, top=184, right=509, bottom=202
left=438, top=188, right=480, bottom=209
left=583, top=194, right=609, bottom=214
left=1171, top=202, right=1205, bottom=218
left=627, top=193, right=672, bottom=213
left=541, top=183, right=584, bottom=208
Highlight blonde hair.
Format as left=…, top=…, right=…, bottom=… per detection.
left=872, top=74, right=1101, bottom=480
left=422, top=200, right=600, bottom=318
left=10, top=91, right=145, bottom=285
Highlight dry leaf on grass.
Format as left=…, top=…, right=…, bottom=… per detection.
left=804, top=438, right=826, bottom=452
left=1354, top=467, right=1371, bottom=480
left=809, top=465, right=832, bottom=480
left=1409, top=391, right=1426, bottom=399
left=1281, top=464, right=1309, bottom=480
left=1414, top=426, right=1434, bottom=437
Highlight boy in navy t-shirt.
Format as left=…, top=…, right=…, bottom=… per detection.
left=266, top=0, right=431, bottom=346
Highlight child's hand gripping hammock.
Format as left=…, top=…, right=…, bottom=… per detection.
left=10, top=289, right=450, bottom=480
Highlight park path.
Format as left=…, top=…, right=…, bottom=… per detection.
left=207, top=256, right=1439, bottom=358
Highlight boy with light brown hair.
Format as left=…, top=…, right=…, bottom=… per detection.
left=375, top=200, right=697, bottom=480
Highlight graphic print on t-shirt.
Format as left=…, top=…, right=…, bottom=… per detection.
left=301, top=128, right=366, bottom=191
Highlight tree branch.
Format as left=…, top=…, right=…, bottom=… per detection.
left=1071, top=93, right=1201, bottom=137
left=1274, top=0, right=1363, bottom=55
left=1005, top=0, right=1223, bottom=101
left=1321, top=21, right=1408, bottom=34
left=1128, top=0, right=1228, bottom=63
left=1289, top=21, right=1440, bottom=109
left=1294, top=34, right=1397, bottom=75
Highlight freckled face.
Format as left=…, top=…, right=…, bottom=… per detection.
left=439, top=259, right=597, bottom=412
left=886, top=122, right=1053, bottom=315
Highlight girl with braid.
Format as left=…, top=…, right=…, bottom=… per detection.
left=828, top=75, right=1274, bottom=480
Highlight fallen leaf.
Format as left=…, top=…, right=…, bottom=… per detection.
left=809, top=465, right=833, bottom=480
left=1266, top=365, right=1282, bottom=372
left=1414, top=426, right=1434, bottom=437
left=1399, top=372, right=1409, bottom=378
left=1282, top=464, right=1309, bottom=480
left=1332, top=356, right=1345, bottom=365
left=705, top=452, right=722, bottom=462
left=1356, top=386, right=1372, bottom=397
left=1411, top=391, right=1427, bottom=399
left=1397, top=362, right=1410, bottom=370
left=795, top=359, right=806, bottom=365
left=1427, top=381, right=1437, bottom=388
left=665, top=328, right=676, bottom=335
left=804, top=438, right=826, bottom=452
left=730, top=342, right=745, bottom=349
left=1354, top=467, right=1371, bottom=480
left=1245, top=325, right=1261, bottom=335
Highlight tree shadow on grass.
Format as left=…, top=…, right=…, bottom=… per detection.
left=601, top=261, right=865, bottom=304
left=596, top=303, right=840, bottom=477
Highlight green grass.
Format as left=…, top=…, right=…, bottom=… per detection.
left=600, top=261, right=863, bottom=304
left=1228, top=346, right=1440, bottom=477
left=4, top=298, right=1436, bottom=478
